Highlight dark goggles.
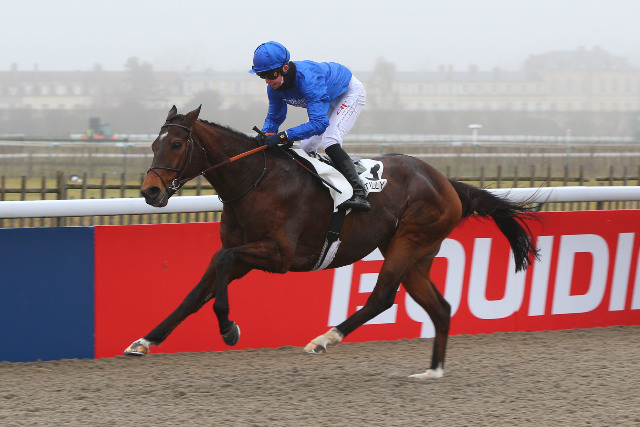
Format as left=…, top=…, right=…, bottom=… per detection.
left=257, top=68, right=281, bottom=80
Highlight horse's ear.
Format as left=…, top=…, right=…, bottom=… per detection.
left=185, top=105, right=202, bottom=125
left=167, top=105, right=178, bottom=121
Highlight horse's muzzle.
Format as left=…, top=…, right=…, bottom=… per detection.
left=140, top=186, right=168, bottom=207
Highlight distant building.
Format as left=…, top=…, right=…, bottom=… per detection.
left=372, top=47, right=639, bottom=112
left=0, top=47, right=638, bottom=113
left=0, top=64, right=182, bottom=110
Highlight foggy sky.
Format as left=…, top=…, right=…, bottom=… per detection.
left=3, top=0, right=640, bottom=73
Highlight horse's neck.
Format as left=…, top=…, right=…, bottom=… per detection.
left=201, top=125, right=253, bottom=160
left=196, top=124, right=265, bottom=198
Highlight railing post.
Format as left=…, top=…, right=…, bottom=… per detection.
left=637, top=165, right=640, bottom=209
left=609, top=166, right=614, bottom=210
left=579, top=165, right=585, bottom=210
left=19, top=176, right=26, bottom=228
left=546, top=165, right=551, bottom=186
left=529, top=165, right=535, bottom=187
left=0, top=176, right=4, bottom=228
left=100, top=173, right=107, bottom=225
left=563, top=165, right=570, bottom=211
left=56, top=171, right=67, bottom=227
left=80, top=172, right=91, bottom=226
left=120, top=173, right=127, bottom=225
left=195, top=177, right=202, bottom=223
left=35, top=176, right=46, bottom=227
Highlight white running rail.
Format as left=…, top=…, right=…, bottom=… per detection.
left=1, top=186, right=639, bottom=219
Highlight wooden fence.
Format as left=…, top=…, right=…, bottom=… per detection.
left=0, top=172, right=220, bottom=228
left=1, top=164, right=639, bottom=228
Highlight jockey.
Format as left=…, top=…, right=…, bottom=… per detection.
left=250, top=41, right=371, bottom=212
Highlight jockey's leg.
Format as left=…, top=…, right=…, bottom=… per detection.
left=319, top=76, right=369, bottom=211
left=325, top=144, right=371, bottom=211
left=300, top=134, right=321, bottom=156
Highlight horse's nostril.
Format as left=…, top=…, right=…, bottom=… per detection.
left=141, top=186, right=160, bottom=199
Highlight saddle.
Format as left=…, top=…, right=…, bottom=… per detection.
left=281, top=148, right=388, bottom=271
left=303, top=151, right=368, bottom=175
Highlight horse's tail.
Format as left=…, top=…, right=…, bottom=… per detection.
left=448, top=179, right=540, bottom=272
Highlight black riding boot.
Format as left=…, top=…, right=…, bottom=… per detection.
left=325, top=144, right=371, bottom=212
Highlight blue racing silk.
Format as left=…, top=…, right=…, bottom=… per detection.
left=261, top=60, right=352, bottom=141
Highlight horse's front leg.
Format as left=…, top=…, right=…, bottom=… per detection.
left=212, top=239, right=287, bottom=347
left=123, top=250, right=221, bottom=356
left=210, top=249, right=250, bottom=347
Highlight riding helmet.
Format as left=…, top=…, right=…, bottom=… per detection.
left=249, top=41, right=291, bottom=73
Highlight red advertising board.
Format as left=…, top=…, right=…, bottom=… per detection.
left=94, top=210, right=640, bottom=358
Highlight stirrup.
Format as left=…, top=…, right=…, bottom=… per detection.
left=339, top=195, right=371, bottom=212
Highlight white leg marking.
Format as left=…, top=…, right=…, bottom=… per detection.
left=124, top=337, right=151, bottom=356
left=409, top=363, right=444, bottom=379
left=138, top=337, right=152, bottom=348
left=303, top=328, right=344, bottom=353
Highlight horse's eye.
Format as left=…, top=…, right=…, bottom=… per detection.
left=171, top=141, right=182, bottom=150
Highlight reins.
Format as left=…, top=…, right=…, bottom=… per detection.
left=177, top=143, right=268, bottom=189
left=149, top=122, right=268, bottom=203
left=150, top=122, right=340, bottom=204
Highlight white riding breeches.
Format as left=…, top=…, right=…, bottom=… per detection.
left=299, top=76, right=366, bottom=154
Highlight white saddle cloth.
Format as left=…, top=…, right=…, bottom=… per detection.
left=293, top=149, right=387, bottom=211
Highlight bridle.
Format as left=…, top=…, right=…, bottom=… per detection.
left=147, top=122, right=267, bottom=203
left=147, top=123, right=201, bottom=193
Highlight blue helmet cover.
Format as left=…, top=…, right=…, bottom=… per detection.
left=250, top=41, right=291, bottom=73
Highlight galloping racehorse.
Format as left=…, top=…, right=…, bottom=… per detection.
left=124, top=105, right=539, bottom=378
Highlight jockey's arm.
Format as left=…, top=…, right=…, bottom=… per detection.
left=283, top=99, right=330, bottom=141
left=262, top=98, right=287, bottom=134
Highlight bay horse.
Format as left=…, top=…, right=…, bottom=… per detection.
left=124, top=105, right=539, bottom=379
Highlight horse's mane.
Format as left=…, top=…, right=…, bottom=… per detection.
left=198, top=118, right=255, bottom=143
left=166, top=113, right=254, bottom=143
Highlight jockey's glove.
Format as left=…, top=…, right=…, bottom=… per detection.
left=264, top=131, right=288, bottom=147
left=253, top=133, right=266, bottom=145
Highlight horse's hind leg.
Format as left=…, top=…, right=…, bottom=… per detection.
left=304, top=238, right=435, bottom=355
left=402, top=255, right=451, bottom=379
left=307, top=252, right=452, bottom=378
left=303, top=253, right=405, bottom=354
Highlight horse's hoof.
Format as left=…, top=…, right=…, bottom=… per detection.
left=221, top=322, right=241, bottom=346
left=303, top=342, right=327, bottom=354
left=409, top=367, right=444, bottom=379
left=124, top=340, right=149, bottom=357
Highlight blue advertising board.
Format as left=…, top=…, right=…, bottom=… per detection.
left=0, top=227, right=95, bottom=362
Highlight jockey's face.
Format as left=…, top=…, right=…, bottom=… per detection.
left=262, top=64, right=289, bottom=89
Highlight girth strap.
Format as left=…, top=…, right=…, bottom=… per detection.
left=312, top=208, right=347, bottom=271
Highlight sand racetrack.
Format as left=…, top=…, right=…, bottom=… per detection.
left=1, top=326, right=638, bottom=426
